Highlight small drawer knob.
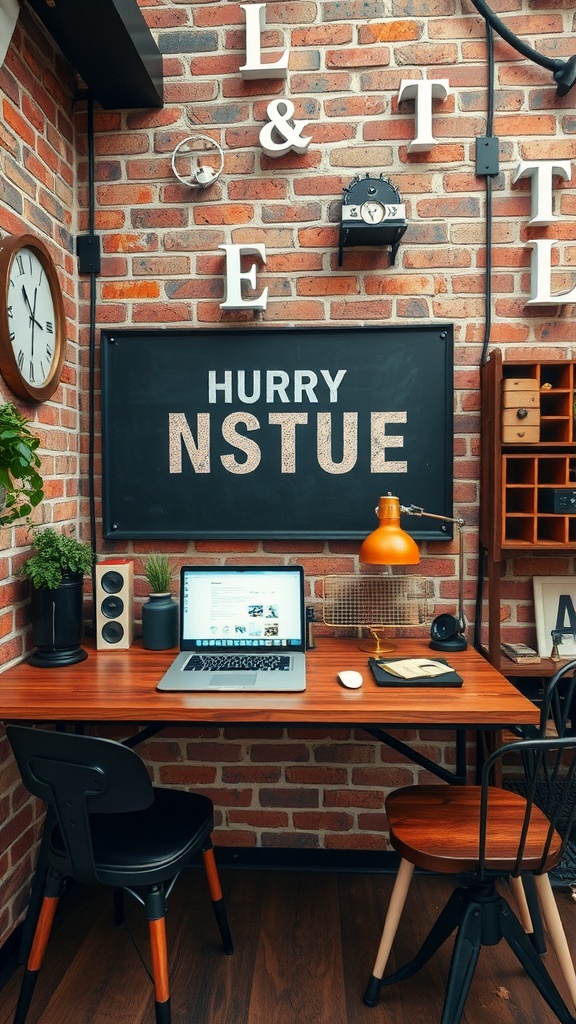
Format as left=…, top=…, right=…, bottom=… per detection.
left=516, top=407, right=528, bottom=420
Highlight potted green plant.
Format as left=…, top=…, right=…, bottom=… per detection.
left=142, top=553, right=178, bottom=651
left=0, top=402, right=44, bottom=526
left=20, top=527, right=94, bottom=666
left=144, top=553, right=175, bottom=595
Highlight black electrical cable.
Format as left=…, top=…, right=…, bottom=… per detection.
left=474, top=22, right=496, bottom=651
left=86, top=94, right=98, bottom=625
left=480, top=21, right=495, bottom=369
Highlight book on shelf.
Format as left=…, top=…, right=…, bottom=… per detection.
left=500, top=642, right=541, bottom=665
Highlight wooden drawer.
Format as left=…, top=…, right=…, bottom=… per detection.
left=502, top=378, right=539, bottom=394
left=501, top=390, right=540, bottom=410
left=502, top=423, right=540, bottom=443
left=502, top=408, right=540, bottom=427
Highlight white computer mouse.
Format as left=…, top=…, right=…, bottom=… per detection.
left=338, top=670, right=363, bottom=689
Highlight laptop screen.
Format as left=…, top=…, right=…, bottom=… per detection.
left=180, top=565, right=305, bottom=652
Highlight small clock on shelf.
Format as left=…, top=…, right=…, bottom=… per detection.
left=338, top=174, right=408, bottom=266
left=0, top=233, right=66, bottom=402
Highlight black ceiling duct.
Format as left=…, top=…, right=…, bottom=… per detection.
left=26, top=0, right=163, bottom=109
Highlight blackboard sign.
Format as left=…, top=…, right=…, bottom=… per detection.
left=101, top=325, right=454, bottom=540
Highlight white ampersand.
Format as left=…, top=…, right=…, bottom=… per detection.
left=259, top=99, right=312, bottom=158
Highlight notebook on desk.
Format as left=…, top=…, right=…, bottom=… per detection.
left=156, top=565, right=306, bottom=692
left=368, top=657, right=463, bottom=688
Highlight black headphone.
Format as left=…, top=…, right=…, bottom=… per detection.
left=429, top=613, right=467, bottom=652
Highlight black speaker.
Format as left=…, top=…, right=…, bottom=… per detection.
left=95, top=560, right=134, bottom=650
left=429, top=613, right=467, bottom=652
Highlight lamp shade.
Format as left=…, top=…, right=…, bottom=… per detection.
left=359, top=495, right=420, bottom=565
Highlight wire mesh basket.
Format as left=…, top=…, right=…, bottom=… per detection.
left=322, top=574, right=432, bottom=655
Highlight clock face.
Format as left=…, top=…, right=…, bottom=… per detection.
left=8, top=246, right=57, bottom=388
left=361, top=201, right=385, bottom=224
left=0, top=234, right=66, bottom=401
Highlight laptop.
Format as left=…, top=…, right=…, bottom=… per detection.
left=156, top=564, right=307, bottom=692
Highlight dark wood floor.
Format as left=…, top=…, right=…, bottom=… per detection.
left=0, top=867, right=575, bottom=1024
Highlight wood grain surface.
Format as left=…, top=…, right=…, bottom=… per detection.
left=0, top=639, right=539, bottom=727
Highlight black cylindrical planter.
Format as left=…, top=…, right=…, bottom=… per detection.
left=142, top=593, right=178, bottom=651
left=29, top=572, right=88, bottom=667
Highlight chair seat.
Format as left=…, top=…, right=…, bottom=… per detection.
left=49, top=788, right=214, bottom=886
left=387, top=785, right=563, bottom=874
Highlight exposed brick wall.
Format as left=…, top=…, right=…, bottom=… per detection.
left=0, top=7, right=81, bottom=663
left=1, top=0, right=576, bottom=944
left=0, top=7, right=82, bottom=942
left=100, top=722, right=474, bottom=851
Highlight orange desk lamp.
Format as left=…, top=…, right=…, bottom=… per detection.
left=359, top=494, right=420, bottom=567
left=360, top=493, right=467, bottom=653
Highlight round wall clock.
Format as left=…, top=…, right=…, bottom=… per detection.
left=0, top=233, right=66, bottom=402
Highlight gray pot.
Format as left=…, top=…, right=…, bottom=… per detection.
left=142, top=593, right=178, bottom=651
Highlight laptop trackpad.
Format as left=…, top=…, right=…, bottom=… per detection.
left=210, top=674, right=258, bottom=688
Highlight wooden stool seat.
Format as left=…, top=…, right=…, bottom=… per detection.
left=388, top=784, right=562, bottom=875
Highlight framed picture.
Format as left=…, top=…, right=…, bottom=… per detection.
left=533, top=576, right=576, bottom=658
left=101, top=324, right=454, bottom=540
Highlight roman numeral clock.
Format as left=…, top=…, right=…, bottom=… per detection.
left=0, top=233, right=66, bottom=401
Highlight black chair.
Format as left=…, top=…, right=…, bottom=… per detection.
left=7, top=726, right=234, bottom=1024
left=507, top=659, right=576, bottom=910
left=363, top=733, right=576, bottom=1024
left=521, top=658, right=576, bottom=742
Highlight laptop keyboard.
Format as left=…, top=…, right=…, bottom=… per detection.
left=184, top=654, right=291, bottom=672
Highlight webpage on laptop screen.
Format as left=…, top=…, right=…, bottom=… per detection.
left=182, top=570, right=302, bottom=648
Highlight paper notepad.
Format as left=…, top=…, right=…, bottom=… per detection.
left=380, top=659, right=453, bottom=679
left=368, top=657, right=463, bottom=688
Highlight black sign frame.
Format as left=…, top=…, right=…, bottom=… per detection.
left=101, top=325, right=454, bottom=541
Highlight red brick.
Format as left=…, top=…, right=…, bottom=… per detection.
left=261, top=832, right=320, bottom=849
left=325, top=834, right=386, bottom=850
left=3, top=101, right=35, bottom=146
left=324, top=788, right=385, bottom=809
left=285, top=767, right=348, bottom=785
left=250, top=743, right=310, bottom=763
left=212, top=829, right=257, bottom=848
left=223, top=766, right=282, bottom=784
left=292, top=25, right=353, bottom=46
left=361, top=20, right=422, bottom=42
left=293, top=811, right=354, bottom=830
left=228, top=811, right=289, bottom=828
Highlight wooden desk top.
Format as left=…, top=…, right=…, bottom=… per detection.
left=0, top=638, right=539, bottom=728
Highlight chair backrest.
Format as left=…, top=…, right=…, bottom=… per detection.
left=7, top=726, right=154, bottom=885
left=479, top=734, right=576, bottom=880
left=539, top=658, right=576, bottom=737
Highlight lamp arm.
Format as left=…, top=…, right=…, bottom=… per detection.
left=466, top=0, right=576, bottom=97
left=400, top=504, right=464, bottom=529
left=400, top=505, right=466, bottom=634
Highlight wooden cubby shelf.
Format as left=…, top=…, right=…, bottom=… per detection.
left=479, top=350, right=576, bottom=677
